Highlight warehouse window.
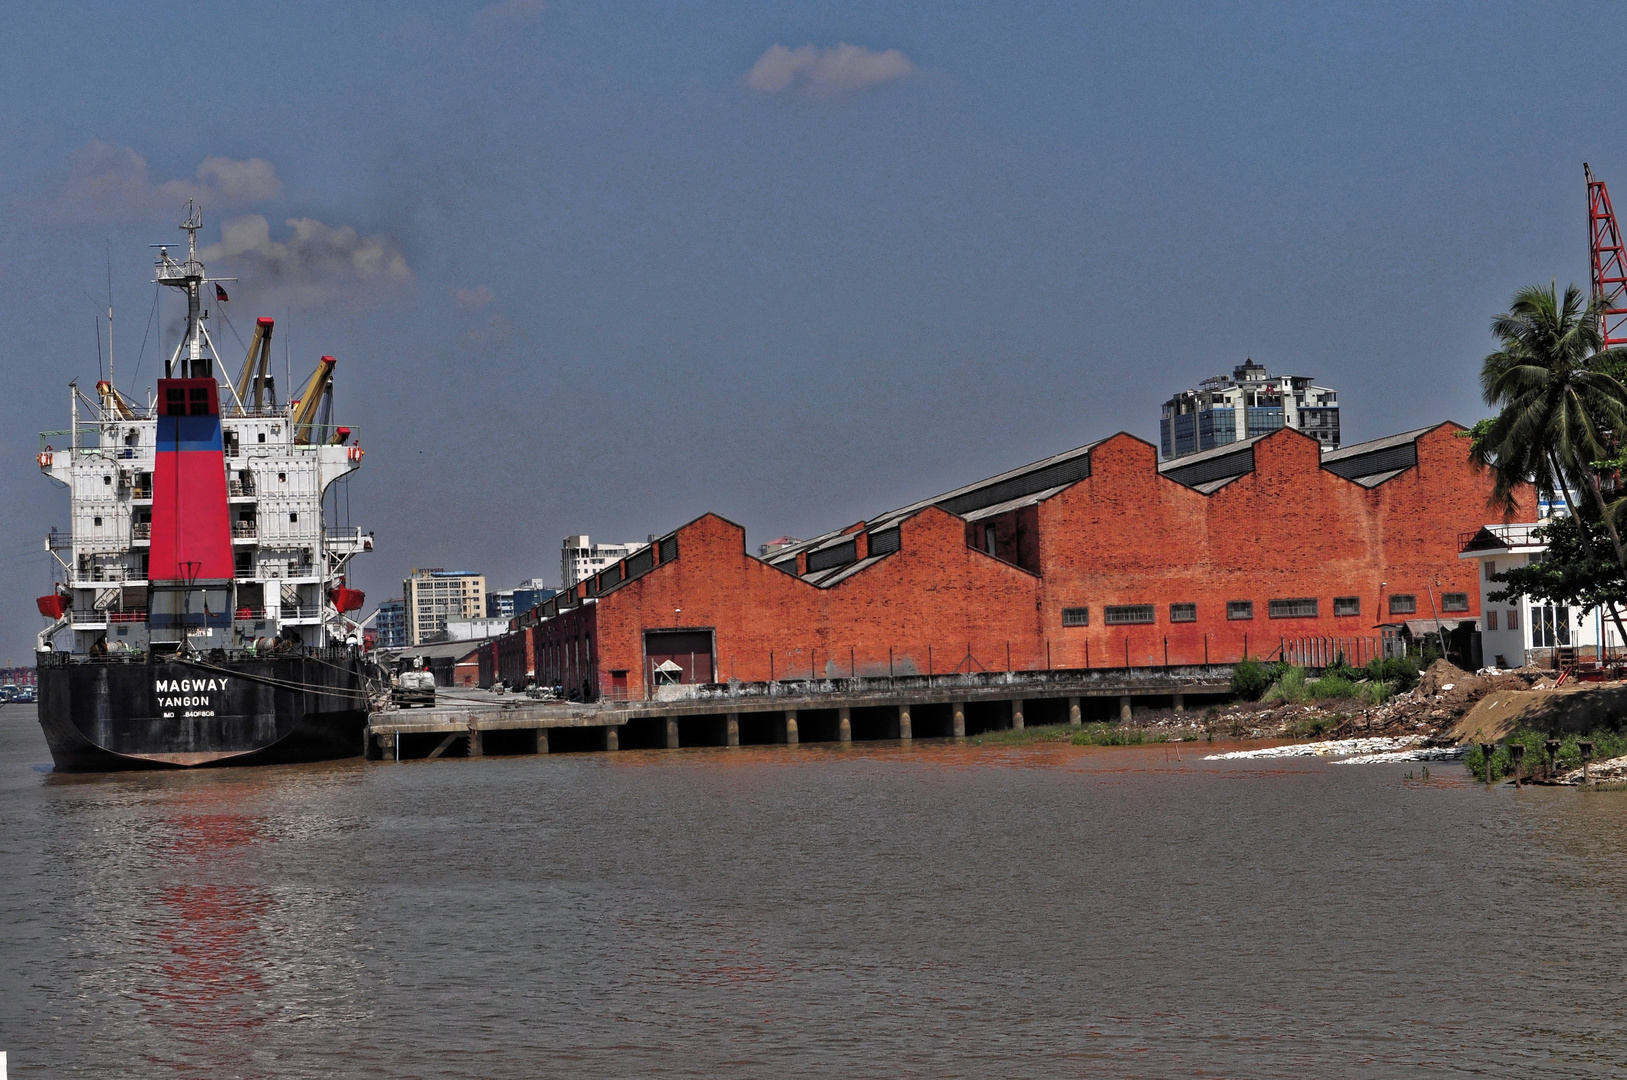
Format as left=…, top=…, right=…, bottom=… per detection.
left=1442, top=592, right=1470, bottom=613
left=1484, top=560, right=1496, bottom=580
left=1169, top=603, right=1196, bottom=623
left=1061, top=607, right=1089, bottom=627
left=867, top=528, right=900, bottom=556
left=1104, top=604, right=1155, bottom=625
left=1334, top=597, right=1360, bottom=617
left=1389, top=594, right=1417, bottom=615
left=1269, top=598, right=1318, bottom=619
left=1486, top=610, right=1499, bottom=631
left=1227, top=601, right=1254, bottom=621
left=1507, top=609, right=1520, bottom=630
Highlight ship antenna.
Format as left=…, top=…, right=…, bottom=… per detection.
left=153, top=200, right=213, bottom=379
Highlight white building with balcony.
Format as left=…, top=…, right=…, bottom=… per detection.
left=1459, top=522, right=1621, bottom=667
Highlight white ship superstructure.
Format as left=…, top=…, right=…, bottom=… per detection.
left=37, top=206, right=372, bottom=656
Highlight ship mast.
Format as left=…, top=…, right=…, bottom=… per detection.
left=155, top=202, right=213, bottom=379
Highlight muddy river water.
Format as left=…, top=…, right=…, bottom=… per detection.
left=2, top=706, right=1626, bottom=1078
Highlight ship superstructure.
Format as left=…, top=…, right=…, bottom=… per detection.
left=33, top=206, right=375, bottom=770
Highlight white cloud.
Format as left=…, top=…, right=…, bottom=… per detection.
left=52, top=140, right=282, bottom=218
left=453, top=285, right=495, bottom=308
left=744, top=43, right=917, bottom=99
left=200, top=214, right=412, bottom=306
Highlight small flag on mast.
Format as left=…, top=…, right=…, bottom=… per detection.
left=214, top=284, right=229, bottom=302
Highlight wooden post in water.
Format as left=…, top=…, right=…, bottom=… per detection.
left=1510, top=742, right=1525, bottom=787
left=1480, top=743, right=1495, bottom=786
left=1580, top=740, right=1594, bottom=784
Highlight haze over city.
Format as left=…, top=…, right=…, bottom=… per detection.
left=2, top=1, right=1623, bottom=660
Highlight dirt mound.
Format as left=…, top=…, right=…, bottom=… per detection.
left=1417, top=659, right=1468, bottom=697
left=1449, top=684, right=1627, bottom=744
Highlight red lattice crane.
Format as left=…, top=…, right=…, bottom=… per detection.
left=1587, top=162, right=1627, bottom=348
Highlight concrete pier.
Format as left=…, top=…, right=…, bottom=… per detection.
left=365, top=664, right=1232, bottom=761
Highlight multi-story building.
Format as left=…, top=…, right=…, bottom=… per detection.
left=561, top=536, right=648, bottom=589
left=403, top=569, right=486, bottom=645
left=1460, top=522, right=1621, bottom=667
left=487, top=590, right=515, bottom=621
left=1160, top=359, right=1340, bottom=461
left=373, top=598, right=407, bottom=649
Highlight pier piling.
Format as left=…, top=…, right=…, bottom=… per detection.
left=604, top=726, right=619, bottom=752
left=726, top=713, right=740, bottom=747
left=838, top=707, right=852, bottom=743
left=665, top=718, right=680, bottom=749
left=898, top=703, right=912, bottom=740
left=534, top=728, right=550, bottom=754
left=1069, top=697, right=1081, bottom=726
left=1012, top=700, right=1025, bottom=730
left=952, top=701, right=966, bottom=738
left=1120, top=696, right=1132, bottom=722
left=784, top=709, right=799, bottom=745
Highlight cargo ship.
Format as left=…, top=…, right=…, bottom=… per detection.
left=33, top=205, right=376, bottom=770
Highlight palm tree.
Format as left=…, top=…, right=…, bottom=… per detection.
left=1474, top=282, right=1627, bottom=531
left=1474, top=281, right=1627, bottom=645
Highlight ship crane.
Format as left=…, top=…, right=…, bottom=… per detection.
left=234, top=317, right=278, bottom=411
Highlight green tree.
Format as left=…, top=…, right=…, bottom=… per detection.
left=1471, top=282, right=1627, bottom=642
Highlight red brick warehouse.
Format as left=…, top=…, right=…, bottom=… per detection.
left=516, top=423, right=1531, bottom=701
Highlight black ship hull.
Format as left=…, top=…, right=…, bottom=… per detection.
left=35, top=649, right=370, bottom=772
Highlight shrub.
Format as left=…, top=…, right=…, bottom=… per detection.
left=1308, top=674, right=1357, bottom=700
left=1464, top=727, right=1627, bottom=782
left=1287, top=714, right=1338, bottom=738
left=1070, top=723, right=1171, bottom=747
left=1261, top=666, right=1309, bottom=704
left=1364, top=655, right=1420, bottom=692
left=1357, top=680, right=1392, bottom=706
left=1231, top=658, right=1270, bottom=701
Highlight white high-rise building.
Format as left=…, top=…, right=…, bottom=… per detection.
left=561, top=536, right=648, bottom=589
left=1160, top=359, right=1340, bottom=461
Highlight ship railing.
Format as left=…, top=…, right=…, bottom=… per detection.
left=76, top=568, right=131, bottom=583
left=107, top=611, right=147, bottom=623
left=234, top=608, right=268, bottom=621
left=131, top=486, right=152, bottom=500
left=228, top=478, right=257, bottom=497
left=232, top=520, right=258, bottom=538
left=323, top=527, right=372, bottom=550
left=47, top=528, right=72, bottom=551
left=280, top=605, right=322, bottom=620
left=132, top=523, right=151, bottom=540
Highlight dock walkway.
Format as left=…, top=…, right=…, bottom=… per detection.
left=367, top=664, right=1238, bottom=761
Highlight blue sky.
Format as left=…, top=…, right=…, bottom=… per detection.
left=0, top=1, right=1622, bottom=660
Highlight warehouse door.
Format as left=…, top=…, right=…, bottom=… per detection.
left=645, top=630, right=714, bottom=686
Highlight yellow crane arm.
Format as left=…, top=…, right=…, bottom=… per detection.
left=234, top=318, right=275, bottom=410
left=290, top=355, right=336, bottom=444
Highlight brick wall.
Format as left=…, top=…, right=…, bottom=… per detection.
left=500, top=423, right=1529, bottom=698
